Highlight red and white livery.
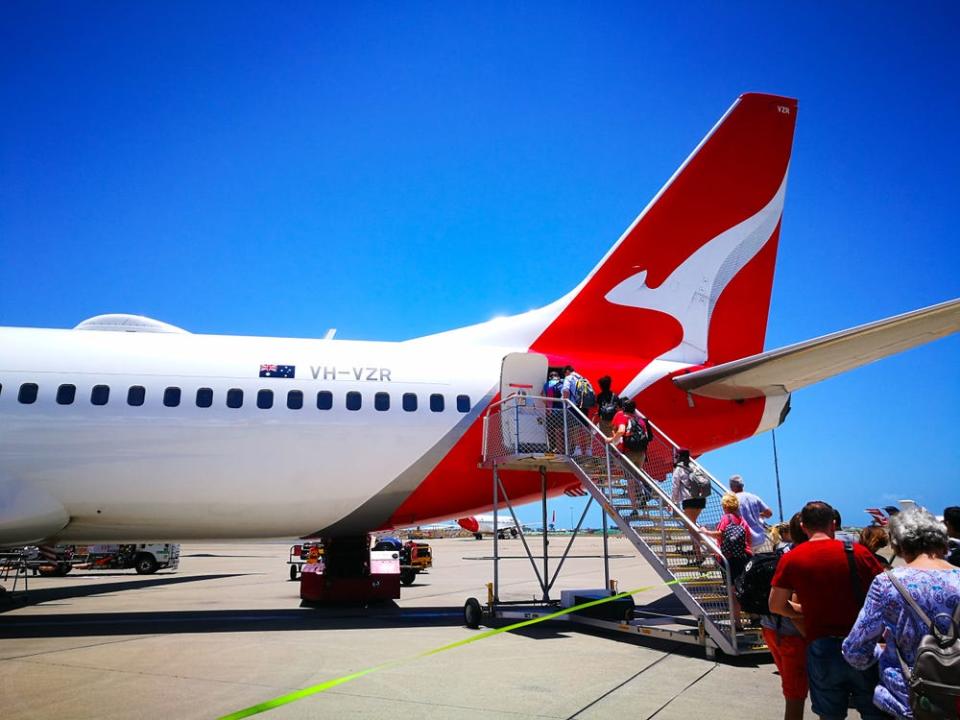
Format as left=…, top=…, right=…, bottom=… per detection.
left=1, top=93, right=958, bottom=548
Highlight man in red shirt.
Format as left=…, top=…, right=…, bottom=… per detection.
left=769, top=501, right=886, bottom=720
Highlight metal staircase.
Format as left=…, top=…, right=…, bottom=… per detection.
left=481, top=394, right=765, bottom=656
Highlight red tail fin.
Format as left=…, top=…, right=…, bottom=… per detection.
left=531, top=93, right=798, bottom=368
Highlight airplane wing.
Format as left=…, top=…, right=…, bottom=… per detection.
left=673, top=297, right=960, bottom=400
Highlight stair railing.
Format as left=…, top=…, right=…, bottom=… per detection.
left=482, top=395, right=741, bottom=652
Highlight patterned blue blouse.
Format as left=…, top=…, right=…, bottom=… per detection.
left=842, top=567, right=960, bottom=718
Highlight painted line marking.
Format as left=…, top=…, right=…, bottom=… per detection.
left=218, top=579, right=679, bottom=719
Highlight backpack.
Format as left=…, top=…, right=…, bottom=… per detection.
left=574, top=376, right=596, bottom=410
left=734, top=550, right=783, bottom=615
left=623, top=416, right=651, bottom=451
left=598, top=397, right=619, bottom=422
left=886, top=570, right=960, bottom=720
left=687, top=467, right=712, bottom=498
left=720, top=516, right=749, bottom=560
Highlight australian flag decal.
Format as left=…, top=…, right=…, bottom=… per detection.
left=259, top=364, right=295, bottom=379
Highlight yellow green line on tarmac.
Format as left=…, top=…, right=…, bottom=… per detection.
left=218, top=579, right=679, bottom=719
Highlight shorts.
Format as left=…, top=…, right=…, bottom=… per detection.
left=682, top=498, right=706, bottom=510
left=762, top=628, right=808, bottom=701
left=806, top=636, right=885, bottom=719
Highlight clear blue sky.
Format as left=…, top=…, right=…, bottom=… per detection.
left=2, top=3, right=958, bottom=531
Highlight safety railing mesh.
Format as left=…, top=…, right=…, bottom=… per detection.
left=483, top=396, right=741, bottom=644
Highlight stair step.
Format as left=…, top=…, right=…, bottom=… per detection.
left=677, top=579, right=726, bottom=588
left=635, top=552, right=706, bottom=560
left=566, top=437, right=745, bottom=655
left=687, top=593, right=730, bottom=602
left=671, top=567, right=722, bottom=577
left=635, top=527, right=695, bottom=534
left=636, top=536, right=697, bottom=544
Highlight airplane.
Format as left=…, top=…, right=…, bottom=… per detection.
left=2, top=93, right=958, bottom=587
left=457, top=514, right=521, bottom=540
left=398, top=520, right=461, bottom=539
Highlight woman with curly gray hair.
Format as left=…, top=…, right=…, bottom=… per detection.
left=842, top=508, right=960, bottom=718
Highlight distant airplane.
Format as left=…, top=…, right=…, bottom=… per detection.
left=457, top=514, right=520, bottom=540
left=1, top=93, right=958, bottom=578
left=399, top=520, right=461, bottom=537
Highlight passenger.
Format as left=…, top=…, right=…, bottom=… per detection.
left=543, top=370, right=564, bottom=453
left=560, top=365, right=593, bottom=452
left=944, top=506, right=960, bottom=568
left=671, top=448, right=711, bottom=562
left=607, top=398, right=651, bottom=514
left=594, top=375, right=619, bottom=437
left=842, top=507, right=960, bottom=719
left=833, top=508, right=859, bottom=545
left=702, top=492, right=752, bottom=630
left=702, top=492, right=751, bottom=575
left=771, top=522, right=792, bottom=552
left=769, top=501, right=886, bottom=720
left=560, top=364, right=586, bottom=406
left=789, top=511, right=809, bottom=547
left=730, top=474, right=774, bottom=553
left=760, top=517, right=809, bottom=720
left=859, top=526, right=892, bottom=569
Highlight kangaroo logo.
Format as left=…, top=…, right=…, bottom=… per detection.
left=605, top=172, right=788, bottom=366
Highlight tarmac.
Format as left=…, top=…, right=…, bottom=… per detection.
left=0, top=535, right=872, bottom=719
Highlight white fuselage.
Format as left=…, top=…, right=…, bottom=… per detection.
left=0, top=326, right=516, bottom=543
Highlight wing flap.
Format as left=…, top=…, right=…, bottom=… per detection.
left=674, top=298, right=960, bottom=400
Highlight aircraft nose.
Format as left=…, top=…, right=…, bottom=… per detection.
left=457, top=517, right=479, bottom=533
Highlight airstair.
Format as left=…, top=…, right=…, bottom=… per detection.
left=479, top=393, right=766, bottom=657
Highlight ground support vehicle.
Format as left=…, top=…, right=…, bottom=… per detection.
left=374, top=537, right=432, bottom=586
left=1, top=543, right=179, bottom=576
left=289, top=537, right=431, bottom=586
left=76, top=544, right=180, bottom=574
left=287, top=542, right=324, bottom=581
left=299, top=535, right=401, bottom=603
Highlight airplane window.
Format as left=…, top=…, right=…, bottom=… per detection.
left=457, top=395, right=471, bottom=413
left=226, top=388, right=243, bottom=409
left=346, top=391, right=362, bottom=411
left=196, top=388, right=213, bottom=408
left=57, top=384, right=76, bottom=405
left=430, top=394, right=444, bottom=412
left=91, top=385, right=110, bottom=406
left=163, top=387, right=181, bottom=407
left=257, top=389, right=274, bottom=409
left=18, top=383, right=39, bottom=404
left=316, top=391, right=333, bottom=410
left=402, top=393, right=418, bottom=412
left=375, top=392, right=390, bottom=411
left=128, top=386, right=146, bottom=406
left=287, top=390, right=303, bottom=410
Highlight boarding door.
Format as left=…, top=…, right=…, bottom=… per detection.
left=500, top=352, right=548, bottom=453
